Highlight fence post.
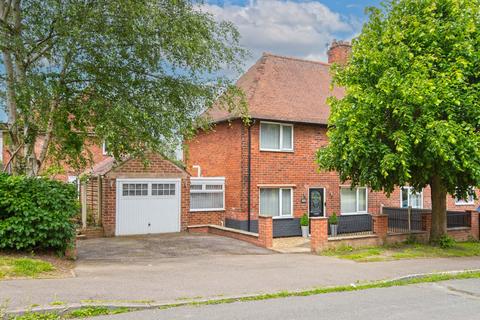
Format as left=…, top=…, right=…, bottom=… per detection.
left=407, top=206, right=412, bottom=232
left=373, top=215, right=388, bottom=244
left=470, top=210, right=479, bottom=241
left=310, top=217, right=328, bottom=253
left=258, top=215, right=273, bottom=248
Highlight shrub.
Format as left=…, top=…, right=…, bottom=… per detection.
left=300, top=213, right=309, bottom=226
left=328, top=213, right=338, bottom=225
left=0, top=174, right=78, bottom=252
left=436, top=235, right=456, bottom=249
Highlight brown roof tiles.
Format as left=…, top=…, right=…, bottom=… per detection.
left=207, top=53, right=344, bottom=125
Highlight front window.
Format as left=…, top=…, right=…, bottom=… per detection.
left=260, top=122, right=293, bottom=151
left=260, top=188, right=292, bottom=217
left=401, top=187, right=423, bottom=208
left=340, top=187, right=367, bottom=214
left=455, top=188, right=475, bottom=205
left=190, top=178, right=225, bottom=211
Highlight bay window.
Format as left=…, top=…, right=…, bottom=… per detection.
left=340, top=187, right=367, bottom=214
left=260, top=188, right=292, bottom=218
left=260, top=122, right=293, bottom=151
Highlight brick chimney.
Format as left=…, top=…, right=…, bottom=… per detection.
left=327, top=40, right=352, bottom=65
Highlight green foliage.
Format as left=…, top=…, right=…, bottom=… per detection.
left=317, top=0, right=480, bottom=200
left=67, top=307, right=131, bottom=318
left=11, top=313, right=60, bottom=320
left=328, top=213, right=338, bottom=225
left=436, top=235, right=456, bottom=249
left=300, top=213, right=309, bottom=226
left=0, top=1, right=248, bottom=176
left=0, top=256, right=54, bottom=279
left=0, top=174, right=78, bottom=251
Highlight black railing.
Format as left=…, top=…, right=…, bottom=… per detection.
left=447, top=211, right=471, bottom=228
left=328, top=214, right=373, bottom=237
left=383, top=207, right=430, bottom=233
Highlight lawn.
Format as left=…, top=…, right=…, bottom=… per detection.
left=321, top=241, right=480, bottom=262
left=0, top=254, right=73, bottom=280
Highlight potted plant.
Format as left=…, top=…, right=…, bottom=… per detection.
left=300, top=213, right=309, bottom=238
left=329, top=213, right=339, bottom=237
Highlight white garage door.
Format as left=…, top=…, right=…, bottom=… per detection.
left=116, top=179, right=181, bottom=235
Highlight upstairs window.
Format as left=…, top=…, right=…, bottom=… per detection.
left=260, top=122, right=293, bottom=151
left=401, top=187, right=423, bottom=208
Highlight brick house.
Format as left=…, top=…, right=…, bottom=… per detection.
left=185, top=41, right=480, bottom=237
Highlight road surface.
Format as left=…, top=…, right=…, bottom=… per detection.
left=92, top=278, right=480, bottom=320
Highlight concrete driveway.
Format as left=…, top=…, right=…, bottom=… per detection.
left=77, top=232, right=273, bottom=263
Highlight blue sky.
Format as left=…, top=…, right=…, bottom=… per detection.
left=0, top=0, right=382, bottom=122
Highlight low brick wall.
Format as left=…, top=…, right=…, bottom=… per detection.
left=188, top=215, right=273, bottom=248
left=77, top=227, right=105, bottom=239
left=326, top=234, right=381, bottom=249
left=447, top=227, right=473, bottom=242
left=189, top=211, right=224, bottom=226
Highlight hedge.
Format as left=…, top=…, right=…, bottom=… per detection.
left=0, top=174, right=78, bottom=251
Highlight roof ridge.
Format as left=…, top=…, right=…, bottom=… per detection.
left=262, top=52, right=330, bottom=67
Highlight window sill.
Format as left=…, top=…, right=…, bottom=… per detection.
left=272, top=216, right=294, bottom=220
left=454, top=203, right=475, bottom=206
left=259, top=149, right=294, bottom=153
left=339, top=212, right=369, bottom=216
left=190, top=209, right=225, bottom=213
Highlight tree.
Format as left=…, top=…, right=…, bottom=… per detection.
left=317, top=0, right=480, bottom=241
left=0, top=0, right=247, bottom=176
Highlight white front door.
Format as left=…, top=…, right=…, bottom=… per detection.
left=116, top=179, right=181, bottom=235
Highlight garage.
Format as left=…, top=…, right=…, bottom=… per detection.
left=116, top=179, right=181, bottom=235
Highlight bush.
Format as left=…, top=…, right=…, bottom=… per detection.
left=0, top=174, right=78, bottom=252
left=328, top=213, right=338, bottom=225
left=437, top=235, right=456, bottom=249
left=300, top=213, right=309, bottom=226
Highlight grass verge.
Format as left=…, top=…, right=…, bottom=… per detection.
left=0, top=257, right=54, bottom=280
left=6, top=270, right=480, bottom=319
left=321, top=241, right=480, bottom=262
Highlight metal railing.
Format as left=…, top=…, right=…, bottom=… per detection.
left=447, top=211, right=471, bottom=228
left=328, top=214, right=373, bottom=237
left=383, top=207, right=430, bottom=234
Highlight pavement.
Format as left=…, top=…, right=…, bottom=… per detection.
left=1, top=233, right=480, bottom=313
left=92, top=278, right=480, bottom=320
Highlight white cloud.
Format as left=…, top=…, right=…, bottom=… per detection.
left=201, top=0, right=356, bottom=66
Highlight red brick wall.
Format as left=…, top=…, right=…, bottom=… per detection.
left=187, top=120, right=479, bottom=226
left=185, top=121, right=244, bottom=220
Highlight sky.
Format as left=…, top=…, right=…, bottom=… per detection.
left=0, top=0, right=382, bottom=122
left=203, top=0, right=382, bottom=66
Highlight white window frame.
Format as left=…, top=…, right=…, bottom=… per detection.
left=340, top=187, right=368, bottom=215
left=455, top=188, right=475, bottom=206
left=190, top=177, right=225, bottom=212
left=400, top=186, right=423, bottom=209
left=259, top=187, right=294, bottom=219
left=102, top=141, right=108, bottom=156
left=259, top=121, right=294, bottom=152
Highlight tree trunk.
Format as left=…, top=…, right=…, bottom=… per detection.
left=430, top=174, right=447, bottom=242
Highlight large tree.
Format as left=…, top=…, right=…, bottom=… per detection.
left=317, top=0, right=480, bottom=241
left=0, top=0, right=247, bottom=176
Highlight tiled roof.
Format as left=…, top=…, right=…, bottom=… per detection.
left=207, top=53, right=344, bottom=125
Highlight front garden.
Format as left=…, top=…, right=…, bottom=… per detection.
left=0, top=174, right=78, bottom=280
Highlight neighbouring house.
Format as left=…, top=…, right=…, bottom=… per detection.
left=185, top=40, right=480, bottom=238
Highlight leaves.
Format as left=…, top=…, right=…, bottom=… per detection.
left=0, top=174, right=78, bottom=251
left=317, top=0, right=480, bottom=199
left=0, top=0, right=248, bottom=175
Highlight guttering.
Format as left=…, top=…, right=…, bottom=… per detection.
left=247, top=122, right=252, bottom=232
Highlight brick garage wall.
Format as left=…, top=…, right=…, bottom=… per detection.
left=98, top=153, right=190, bottom=236
left=189, top=211, right=224, bottom=226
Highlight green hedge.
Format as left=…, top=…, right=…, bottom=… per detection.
left=0, top=174, right=78, bottom=251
